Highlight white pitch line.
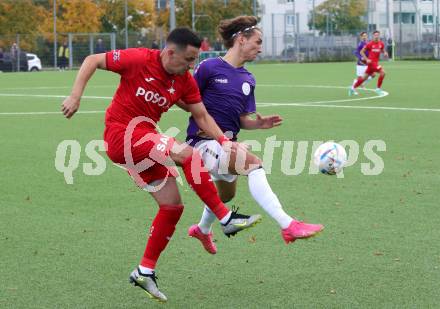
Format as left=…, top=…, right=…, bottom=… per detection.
left=0, top=85, right=386, bottom=106
left=0, top=85, right=114, bottom=91
left=0, top=84, right=437, bottom=115
left=0, top=110, right=105, bottom=115
left=256, top=102, right=440, bottom=112
left=0, top=93, right=112, bottom=100
left=0, top=108, right=180, bottom=116
left=1, top=103, right=439, bottom=115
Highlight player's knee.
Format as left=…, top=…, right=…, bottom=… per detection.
left=172, top=144, right=199, bottom=167
left=245, top=155, right=262, bottom=171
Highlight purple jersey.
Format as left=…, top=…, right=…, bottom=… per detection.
left=355, top=41, right=369, bottom=65
left=186, top=57, right=256, bottom=145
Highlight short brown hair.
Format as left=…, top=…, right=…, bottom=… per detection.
left=218, top=16, right=259, bottom=49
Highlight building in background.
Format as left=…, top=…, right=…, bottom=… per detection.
left=258, top=0, right=439, bottom=58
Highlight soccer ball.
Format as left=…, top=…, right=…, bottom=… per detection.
left=313, top=142, right=347, bottom=175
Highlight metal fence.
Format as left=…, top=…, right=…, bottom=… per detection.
left=0, top=29, right=438, bottom=73
left=0, top=31, right=163, bottom=71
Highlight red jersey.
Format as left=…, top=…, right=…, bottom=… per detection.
left=105, top=48, right=201, bottom=128
left=364, top=40, right=385, bottom=64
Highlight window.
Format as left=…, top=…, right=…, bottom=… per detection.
left=286, top=15, right=295, bottom=25
left=422, top=14, right=433, bottom=25
left=393, top=12, right=415, bottom=24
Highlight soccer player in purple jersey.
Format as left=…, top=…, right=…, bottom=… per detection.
left=350, top=32, right=374, bottom=95
left=177, top=16, right=324, bottom=254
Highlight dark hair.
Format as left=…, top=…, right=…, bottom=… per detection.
left=218, top=16, right=259, bottom=49
left=166, top=27, right=202, bottom=49
left=359, top=31, right=367, bottom=36
left=373, top=30, right=380, bottom=34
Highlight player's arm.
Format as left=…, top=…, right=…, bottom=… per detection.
left=360, top=46, right=370, bottom=64
left=240, top=113, right=283, bottom=130
left=175, top=100, right=190, bottom=112
left=186, top=102, right=225, bottom=141
left=186, top=102, right=246, bottom=151
left=62, top=53, right=106, bottom=118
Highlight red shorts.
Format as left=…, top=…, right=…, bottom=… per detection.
left=365, top=62, right=382, bottom=75
left=104, top=123, right=177, bottom=186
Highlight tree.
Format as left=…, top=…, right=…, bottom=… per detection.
left=0, top=0, right=49, bottom=51
left=38, top=0, right=104, bottom=35
left=310, top=0, right=366, bottom=35
left=158, top=0, right=255, bottom=39
left=98, top=0, right=156, bottom=34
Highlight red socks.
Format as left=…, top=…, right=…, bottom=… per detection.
left=377, top=74, right=385, bottom=88
left=181, top=152, right=230, bottom=220
left=353, top=76, right=364, bottom=89
left=140, top=204, right=184, bottom=269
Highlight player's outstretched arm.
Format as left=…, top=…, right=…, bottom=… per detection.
left=240, top=113, right=283, bottom=130
left=61, top=53, right=107, bottom=119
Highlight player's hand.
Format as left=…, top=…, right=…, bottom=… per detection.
left=61, top=95, right=80, bottom=119
left=256, top=112, right=283, bottom=129
left=221, top=140, right=249, bottom=155
left=366, top=59, right=372, bottom=64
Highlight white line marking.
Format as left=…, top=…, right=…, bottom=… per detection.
left=0, top=93, right=111, bottom=100
left=0, top=84, right=387, bottom=105
left=0, top=85, right=437, bottom=115
left=0, top=85, right=113, bottom=91
left=256, top=102, right=440, bottom=112
left=0, top=111, right=106, bottom=115
left=1, top=103, right=439, bottom=115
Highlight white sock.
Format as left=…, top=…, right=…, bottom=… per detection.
left=138, top=265, right=154, bottom=275
left=219, top=211, right=232, bottom=225
left=248, top=168, right=293, bottom=229
left=198, top=206, right=217, bottom=234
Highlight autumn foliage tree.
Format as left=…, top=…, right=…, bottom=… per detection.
left=0, top=0, right=48, bottom=50
left=38, top=0, right=104, bottom=38
left=310, top=0, right=366, bottom=35
left=98, top=0, right=156, bottom=34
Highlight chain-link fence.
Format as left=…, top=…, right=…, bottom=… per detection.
left=1, top=27, right=439, bottom=72
left=0, top=31, right=164, bottom=71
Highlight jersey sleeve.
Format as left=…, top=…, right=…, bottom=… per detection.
left=105, top=48, right=145, bottom=78
left=181, top=74, right=202, bottom=104
left=193, top=60, right=210, bottom=94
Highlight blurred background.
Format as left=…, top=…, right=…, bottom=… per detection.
left=0, top=0, right=439, bottom=71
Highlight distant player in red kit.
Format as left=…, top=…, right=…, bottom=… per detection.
left=61, top=27, right=260, bottom=302
left=349, top=30, right=388, bottom=96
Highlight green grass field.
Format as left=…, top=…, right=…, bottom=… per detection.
left=1, top=61, right=439, bottom=308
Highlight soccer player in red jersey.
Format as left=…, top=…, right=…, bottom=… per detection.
left=61, top=28, right=261, bottom=302
left=350, top=30, right=388, bottom=96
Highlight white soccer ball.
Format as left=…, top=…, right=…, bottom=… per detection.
left=313, top=142, right=347, bottom=175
